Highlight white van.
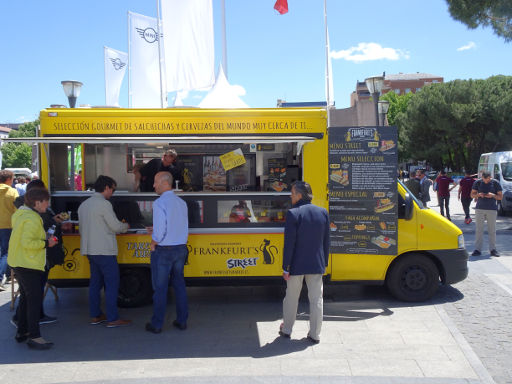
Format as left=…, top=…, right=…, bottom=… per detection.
left=478, top=151, right=512, bottom=215
left=4, top=167, right=32, bottom=178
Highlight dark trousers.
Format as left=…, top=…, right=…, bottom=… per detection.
left=439, top=196, right=451, bottom=219
left=461, top=197, right=472, bottom=219
left=14, top=267, right=44, bottom=338
left=14, top=268, right=49, bottom=322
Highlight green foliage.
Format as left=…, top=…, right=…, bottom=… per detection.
left=380, top=91, right=413, bottom=163
left=1, top=120, right=38, bottom=168
left=398, top=77, right=512, bottom=172
left=446, top=0, right=512, bottom=42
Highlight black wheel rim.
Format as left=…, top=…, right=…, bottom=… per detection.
left=401, top=265, right=428, bottom=292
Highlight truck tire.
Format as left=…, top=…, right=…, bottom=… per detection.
left=118, top=267, right=153, bottom=308
left=386, top=254, right=440, bottom=302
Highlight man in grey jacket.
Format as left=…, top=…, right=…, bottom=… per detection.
left=78, top=175, right=130, bottom=328
left=417, top=169, right=433, bottom=207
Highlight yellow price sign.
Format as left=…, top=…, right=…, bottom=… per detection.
left=219, top=149, right=246, bottom=171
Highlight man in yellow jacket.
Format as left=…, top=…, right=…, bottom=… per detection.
left=0, top=170, right=18, bottom=288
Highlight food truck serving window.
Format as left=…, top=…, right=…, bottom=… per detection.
left=47, top=141, right=304, bottom=193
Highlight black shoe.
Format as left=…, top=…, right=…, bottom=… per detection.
left=27, top=339, right=54, bottom=350
left=278, top=330, right=290, bottom=338
left=39, top=315, right=57, bottom=325
left=15, top=332, right=28, bottom=343
left=307, top=335, right=320, bottom=344
left=490, top=250, right=500, bottom=257
left=471, top=250, right=481, bottom=256
left=145, top=322, right=161, bottom=334
left=172, top=320, right=187, bottom=330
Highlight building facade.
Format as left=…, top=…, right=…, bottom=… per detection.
left=351, top=72, right=444, bottom=106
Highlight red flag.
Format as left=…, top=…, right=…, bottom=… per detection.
left=274, top=0, right=288, bottom=15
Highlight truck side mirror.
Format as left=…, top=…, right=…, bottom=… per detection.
left=404, top=193, right=413, bottom=220
left=399, top=193, right=414, bottom=220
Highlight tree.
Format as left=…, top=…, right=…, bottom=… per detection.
left=1, top=120, right=38, bottom=168
left=398, top=77, right=512, bottom=172
left=380, top=91, right=413, bottom=163
left=446, top=0, right=512, bottom=42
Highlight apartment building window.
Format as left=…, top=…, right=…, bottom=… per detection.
left=405, top=88, right=411, bottom=94
left=394, top=89, right=400, bottom=94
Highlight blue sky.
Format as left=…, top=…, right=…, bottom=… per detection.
left=0, top=0, right=511, bottom=123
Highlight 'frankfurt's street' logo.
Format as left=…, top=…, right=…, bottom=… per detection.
left=136, top=27, right=161, bottom=43
left=109, top=58, right=126, bottom=71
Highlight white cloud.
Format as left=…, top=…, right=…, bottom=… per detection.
left=330, top=42, right=410, bottom=63
left=457, top=41, right=476, bottom=51
left=231, top=84, right=246, bottom=96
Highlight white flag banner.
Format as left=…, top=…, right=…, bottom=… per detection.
left=161, top=0, right=215, bottom=92
left=128, top=12, right=164, bottom=107
left=104, top=47, right=128, bottom=106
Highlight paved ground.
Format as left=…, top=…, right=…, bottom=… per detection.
left=0, top=188, right=511, bottom=383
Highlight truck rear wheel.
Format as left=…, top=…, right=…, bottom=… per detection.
left=386, top=254, right=439, bottom=302
left=118, top=268, right=153, bottom=308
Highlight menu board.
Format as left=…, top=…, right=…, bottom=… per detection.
left=328, top=126, right=398, bottom=255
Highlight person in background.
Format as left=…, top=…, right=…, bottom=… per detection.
left=145, top=172, right=189, bottom=334
left=74, top=170, right=82, bottom=191
left=78, top=175, right=130, bottom=328
left=139, top=149, right=184, bottom=192
left=417, top=169, right=433, bottom=207
left=132, top=163, right=143, bottom=192
left=458, top=170, right=476, bottom=224
left=279, top=181, right=330, bottom=344
left=404, top=171, right=421, bottom=200
left=471, top=172, right=502, bottom=257
left=8, top=187, right=58, bottom=350
left=436, top=170, right=456, bottom=220
left=16, top=177, right=27, bottom=196
left=0, top=170, right=19, bottom=290
left=12, top=179, right=65, bottom=327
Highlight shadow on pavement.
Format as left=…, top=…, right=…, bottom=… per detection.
left=0, top=282, right=464, bottom=364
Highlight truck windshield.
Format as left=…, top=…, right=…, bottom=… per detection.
left=501, top=162, right=512, bottom=181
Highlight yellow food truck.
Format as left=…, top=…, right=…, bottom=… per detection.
left=7, top=107, right=468, bottom=305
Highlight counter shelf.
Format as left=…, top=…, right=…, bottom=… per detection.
left=51, top=191, right=292, bottom=235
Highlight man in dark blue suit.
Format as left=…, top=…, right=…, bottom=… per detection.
left=280, top=181, right=330, bottom=344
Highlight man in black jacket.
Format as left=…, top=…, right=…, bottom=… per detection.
left=139, top=149, right=183, bottom=192
left=279, top=181, right=330, bottom=344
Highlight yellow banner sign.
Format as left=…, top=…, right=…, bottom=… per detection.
left=219, top=149, right=246, bottom=171
left=50, top=232, right=284, bottom=280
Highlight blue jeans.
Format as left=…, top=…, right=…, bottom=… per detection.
left=0, top=228, right=12, bottom=278
left=87, top=255, right=120, bottom=322
left=150, top=245, right=188, bottom=329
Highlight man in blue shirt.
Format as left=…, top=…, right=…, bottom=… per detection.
left=279, top=181, right=330, bottom=344
left=470, top=172, right=503, bottom=257
left=145, top=172, right=189, bottom=334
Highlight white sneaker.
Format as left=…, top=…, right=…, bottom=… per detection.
left=0, top=275, right=6, bottom=286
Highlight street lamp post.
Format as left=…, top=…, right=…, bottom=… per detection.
left=365, top=75, right=384, bottom=126
left=61, top=80, right=83, bottom=108
left=378, top=100, right=390, bottom=126
left=61, top=80, right=82, bottom=190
